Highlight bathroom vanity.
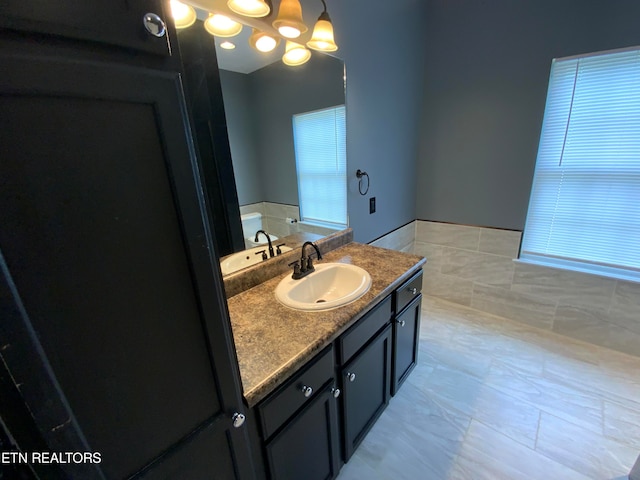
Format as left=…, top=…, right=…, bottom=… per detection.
left=226, top=242, right=425, bottom=480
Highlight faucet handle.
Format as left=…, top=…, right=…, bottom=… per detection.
left=288, top=260, right=302, bottom=279
left=255, top=249, right=267, bottom=260
left=306, top=256, right=315, bottom=271
left=276, top=243, right=286, bottom=255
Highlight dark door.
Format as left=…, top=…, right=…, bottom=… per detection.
left=392, top=295, right=422, bottom=396
left=265, top=383, right=340, bottom=480
left=0, top=0, right=171, bottom=56
left=0, top=43, right=255, bottom=480
left=340, top=325, right=392, bottom=461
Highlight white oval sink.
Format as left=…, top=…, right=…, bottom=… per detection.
left=275, top=263, right=372, bottom=311
left=220, top=245, right=292, bottom=276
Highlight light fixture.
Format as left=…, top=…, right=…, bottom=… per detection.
left=227, top=0, right=271, bottom=18
left=204, top=14, right=243, bottom=37
left=306, top=0, right=338, bottom=52
left=272, top=0, right=307, bottom=39
left=220, top=41, right=236, bottom=49
left=249, top=28, right=280, bottom=53
left=170, top=0, right=197, bottom=29
left=282, top=41, right=311, bottom=66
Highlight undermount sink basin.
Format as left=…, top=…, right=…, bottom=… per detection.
left=275, top=263, right=372, bottom=311
left=220, top=245, right=293, bottom=276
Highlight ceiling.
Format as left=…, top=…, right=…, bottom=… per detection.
left=188, top=0, right=340, bottom=74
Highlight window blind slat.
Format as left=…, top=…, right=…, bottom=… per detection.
left=521, top=48, right=640, bottom=282
left=293, top=105, right=347, bottom=227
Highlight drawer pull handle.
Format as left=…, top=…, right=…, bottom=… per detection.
left=143, top=13, right=167, bottom=38
left=408, top=287, right=418, bottom=295
left=301, top=385, right=313, bottom=397
left=346, top=372, right=356, bottom=382
left=231, top=412, right=246, bottom=428
left=331, top=387, right=341, bottom=398
left=397, top=319, right=406, bottom=327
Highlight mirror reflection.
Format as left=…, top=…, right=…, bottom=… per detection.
left=214, top=18, right=347, bottom=274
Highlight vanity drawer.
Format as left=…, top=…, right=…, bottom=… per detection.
left=258, top=345, right=334, bottom=440
left=395, top=270, right=423, bottom=314
left=338, top=295, right=392, bottom=365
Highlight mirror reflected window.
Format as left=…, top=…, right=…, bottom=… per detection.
left=293, top=105, right=347, bottom=228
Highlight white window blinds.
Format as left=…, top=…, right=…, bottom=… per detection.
left=293, top=105, right=347, bottom=227
left=521, top=47, right=640, bottom=282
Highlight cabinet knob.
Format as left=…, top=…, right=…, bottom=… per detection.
left=346, top=372, right=356, bottom=382
left=301, top=385, right=313, bottom=397
left=408, top=287, right=418, bottom=295
left=331, top=387, right=341, bottom=398
left=143, top=13, right=167, bottom=38
left=231, top=412, right=246, bottom=428
left=397, top=319, right=406, bottom=327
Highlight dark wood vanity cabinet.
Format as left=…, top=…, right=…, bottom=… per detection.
left=0, top=3, right=255, bottom=479
left=255, top=270, right=423, bottom=479
left=391, top=271, right=423, bottom=396
left=257, top=347, right=341, bottom=480
left=338, top=297, right=393, bottom=461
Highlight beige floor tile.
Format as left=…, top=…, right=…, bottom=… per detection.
left=604, top=400, right=640, bottom=450
left=452, top=420, right=590, bottom=480
left=486, top=359, right=604, bottom=434
left=337, top=297, right=639, bottom=480
left=536, top=412, right=638, bottom=478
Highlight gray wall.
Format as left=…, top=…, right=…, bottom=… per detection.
left=252, top=54, right=345, bottom=205
left=219, top=69, right=263, bottom=205
left=219, top=54, right=344, bottom=207
left=416, top=0, right=640, bottom=231
left=330, top=0, right=428, bottom=243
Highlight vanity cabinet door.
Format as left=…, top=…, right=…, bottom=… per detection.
left=0, top=0, right=171, bottom=56
left=265, top=383, right=341, bottom=480
left=340, top=324, right=392, bottom=461
left=392, top=294, right=422, bottom=396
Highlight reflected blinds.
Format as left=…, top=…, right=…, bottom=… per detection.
left=521, top=48, right=640, bottom=281
left=293, top=105, right=347, bottom=227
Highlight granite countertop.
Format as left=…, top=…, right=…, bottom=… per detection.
left=226, top=242, right=426, bottom=407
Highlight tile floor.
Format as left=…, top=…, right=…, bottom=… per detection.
left=337, top=295, right=640, bottom=480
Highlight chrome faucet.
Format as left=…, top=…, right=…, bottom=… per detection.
left=289, top=241, right=323, bottom=279
left=254, top=230, right=275, bottom=258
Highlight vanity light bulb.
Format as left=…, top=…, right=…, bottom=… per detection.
left=278, top=26, right=301, bottom=38
left=307, top=16, right=338, bottom=52
left=170, top=0, right=197, bottom=29
left=227, top=0, right=271, bottom=18
left=220, top=41, right=236, bottom=49
left=204, top=14, right=243, bottom=37
left=272, top=0, right=307, bottom=39
left=282, top=41, right=311, bottom=66
left=255, top=35, right=277, bottom=52
left=249, top=29, right=281, bottom=53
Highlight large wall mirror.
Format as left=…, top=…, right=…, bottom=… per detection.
left=181, top=0, right=347, bottom=276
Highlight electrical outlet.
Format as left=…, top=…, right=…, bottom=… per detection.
left=369, top=197, right=376, bottom=214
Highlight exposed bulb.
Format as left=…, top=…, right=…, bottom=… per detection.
left=227, top=0, right=271, bottom=18
left=282, top=41, right=311, bottom=66
left=170, top=0, right=196, bottom=29
left=204, top=14, right=243, bottom=37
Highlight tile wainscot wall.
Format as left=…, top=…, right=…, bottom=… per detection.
left=371, top=220, right=640, bottom=357
left=240, top=202, right=339, bottom=240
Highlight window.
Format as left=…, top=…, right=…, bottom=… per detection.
left=293, top=105, right=347, bottom=228
left=521, top=47, right=640, bottom=282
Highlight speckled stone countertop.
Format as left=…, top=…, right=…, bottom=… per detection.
left=226, top=242, right=426, bottom=407
left=223, top=229, right=353, bottom=298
